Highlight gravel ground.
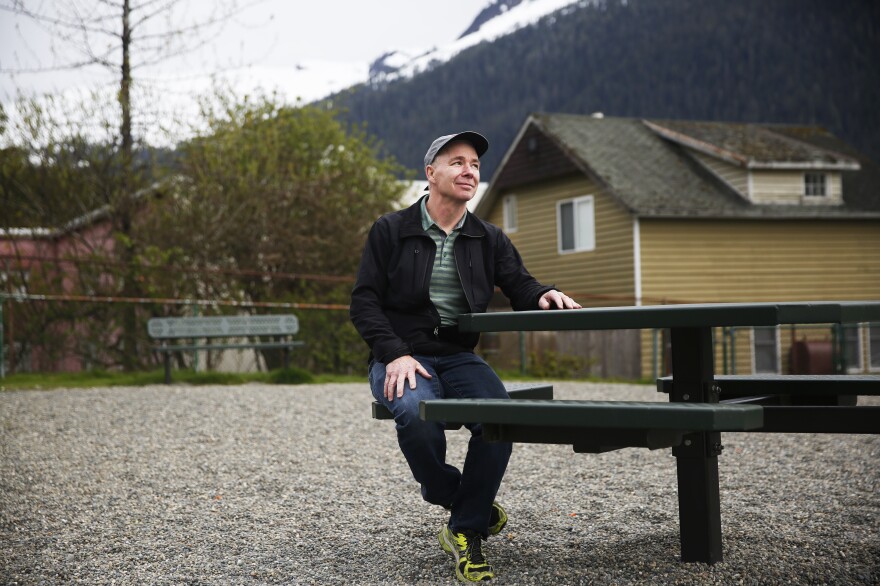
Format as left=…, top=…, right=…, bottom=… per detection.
left=1, top=381, right=878, bottom=585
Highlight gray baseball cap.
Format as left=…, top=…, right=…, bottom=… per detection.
left=423, top=131, right=489, bottom=168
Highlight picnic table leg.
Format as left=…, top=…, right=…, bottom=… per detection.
left=670, top=326, right=723, bottom=564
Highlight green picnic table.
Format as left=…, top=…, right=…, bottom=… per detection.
left=420, top=301, right=880, bottom=564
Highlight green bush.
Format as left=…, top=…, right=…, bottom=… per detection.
left=527, top=350, right=587, bottom=379
left=268, top=367, right=315, bottom=385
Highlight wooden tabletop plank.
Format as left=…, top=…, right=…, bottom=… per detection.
left=457, top=302, right=880, bottom=333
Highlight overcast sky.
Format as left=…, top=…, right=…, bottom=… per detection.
left=1, top=0, right=483, bottom=102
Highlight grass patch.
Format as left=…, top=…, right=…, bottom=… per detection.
left=1, top=370, right=164, bottom=390
left=492, top=369, right=650, bottom=385
left=1, top=368, right=644, bottom=391
left=0, top=367, right=328, bottom=391
left=311, top=373, right=365, bottom=384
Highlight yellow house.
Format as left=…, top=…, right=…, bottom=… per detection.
left=475, top=114, right=880, bottom=380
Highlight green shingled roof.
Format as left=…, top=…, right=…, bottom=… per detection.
left=644, top=119, right=860, bottom=169
left=479, top=114, right=880, bottom=220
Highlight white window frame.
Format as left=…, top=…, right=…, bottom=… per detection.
left=556, top=195, right=595, bottom=254
left=868, top=324, right=880, bottom=373
left=751, top=326, right=780, bottom=374
left=804, top=172, right=827, bottom=197
left=841, top=323, right=863, bottom=373
left=503, top=194, right=518, bottom=233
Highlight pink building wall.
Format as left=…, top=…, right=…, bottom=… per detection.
left=1, top=215, right=118, bottom=372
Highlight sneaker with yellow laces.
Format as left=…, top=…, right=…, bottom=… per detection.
left=439, top=525, right=495, bottom=582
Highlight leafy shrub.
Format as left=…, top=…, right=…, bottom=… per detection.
left=268, top=367, right=315, bottom=385
left=527, top=350, right=587, bottom=379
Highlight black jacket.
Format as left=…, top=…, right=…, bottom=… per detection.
left=350, top=196, right=554, bottom=363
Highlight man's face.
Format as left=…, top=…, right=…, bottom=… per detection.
left=426, top=141, right=480, bottom=202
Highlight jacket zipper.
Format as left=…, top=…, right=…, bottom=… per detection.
left=455, top=236, right=476, bottom=312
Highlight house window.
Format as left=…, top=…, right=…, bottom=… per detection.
left=869, top=325, right=880, bottom=371
left=804, top=173, right=827, bottom=197
left=841, top=324, right=862, bottom=372
left=753, top=326, right=779, bottom=373
left=557, top=195, right=595, bottom=254
left=503, top=195, right=518, bottom=233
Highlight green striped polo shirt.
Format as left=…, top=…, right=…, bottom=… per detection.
left=420, top=196, right=470, bottom=326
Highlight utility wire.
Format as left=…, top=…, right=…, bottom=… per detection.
left=0, top=253, right=355, bottom=284
left=0, top=292, right=349, bottom=311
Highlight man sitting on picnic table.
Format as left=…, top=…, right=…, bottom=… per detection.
left=350, top=131, right=580, bottom=583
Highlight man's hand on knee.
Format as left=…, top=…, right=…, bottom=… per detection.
left=384, top=355, right=432, bottom=401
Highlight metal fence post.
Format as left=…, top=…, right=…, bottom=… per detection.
left=1, top=295, right=5, bottom=379
left=652, top=328, right=659, bottom=380
left=729, top=327, right=737, bottom=375
left=193, top=302, right=200, bottom=373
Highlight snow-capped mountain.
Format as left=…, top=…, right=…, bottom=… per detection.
left=367, top=0, right=585, bottom=85
left=0, top=0, right=587, bottom=148
left=158, top=0, right=586, bottom=122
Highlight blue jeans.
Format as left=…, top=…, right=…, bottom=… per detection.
left=369, top=352, right=512, bottom=537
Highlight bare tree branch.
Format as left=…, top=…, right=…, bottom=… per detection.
left=0, top=58, right=105, bottom=74
left=129, top=0, right=184, bottom=30
left=3, top=0, right=270, bottom=79
left=0, top=3, right=118, bottom=36
left=95, top=0, right=124, bottom=9
left=132, top=0, right=262, bottom=38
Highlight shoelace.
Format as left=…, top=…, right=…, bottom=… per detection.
left=463, top=531, right=487, bottom=564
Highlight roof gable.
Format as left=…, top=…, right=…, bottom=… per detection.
left=491, top=122, right=583, bottom=192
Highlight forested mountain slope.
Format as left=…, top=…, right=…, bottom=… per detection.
left=329, top=0, right=879, bottom=180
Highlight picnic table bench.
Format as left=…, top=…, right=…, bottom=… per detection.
left=420, top=398, right=764, bottom=452
left=372, top=381, right=554, bottom=429
left=148, top=315, right=304, bottom=384
left=420, top=301, right=880, bottom=564
left=657, top=373, right=880, bottom=432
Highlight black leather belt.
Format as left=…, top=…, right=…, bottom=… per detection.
left=435, top=325, right=459, bottom=341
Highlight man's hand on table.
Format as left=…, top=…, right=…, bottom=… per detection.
left=539, top=289, right=582, bottom=310
left=384, top=355, right=432, bottom=401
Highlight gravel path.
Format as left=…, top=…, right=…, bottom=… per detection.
left=1, top=382, right=878, bottom=585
